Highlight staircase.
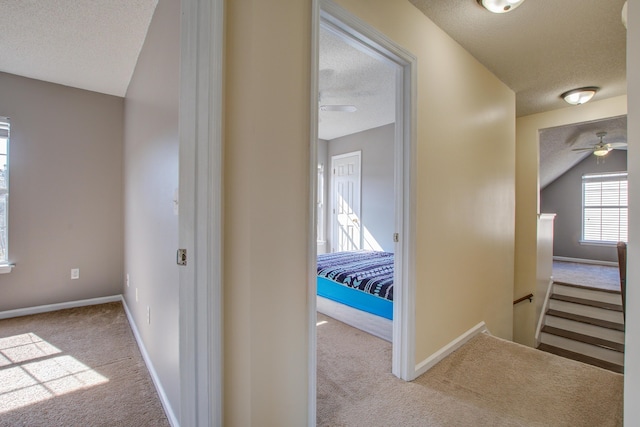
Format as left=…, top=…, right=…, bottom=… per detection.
left=537, top=281, right=625, bottom=374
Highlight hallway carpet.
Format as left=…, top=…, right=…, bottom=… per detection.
left=317, top=313, right=623, bottom=426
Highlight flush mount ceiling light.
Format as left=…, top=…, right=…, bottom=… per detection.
left=560, top=87, right=599, bottom=105
left=477, top=0, right=526, bottom=13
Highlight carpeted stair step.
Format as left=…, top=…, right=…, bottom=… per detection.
left=548, top=298, right=624, bottom=324
left=545, top=309, right=625, bottom=332
left=540, top=329, right=624, bottom=365
left=541, top=325, right=624, bottom=353
left=537, top=343, right=624, bottom=374
left=553, top=281, right=622, bottom=294
left=552, top=282, right=622, bottom=305
left=550, top=294, right=623, bottom=312
left=545, top=314, right=625, bottom=344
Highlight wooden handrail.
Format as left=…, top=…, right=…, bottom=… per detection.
left=513, top=293, right=534, bottom=305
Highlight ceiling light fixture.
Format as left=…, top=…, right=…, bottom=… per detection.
left=593, top=145, right=611, bottom=157
left=319, top=105, right=357, bottom=112
left=560, top=87, right=599, bottom=105
left=477, top=0, right=526, bottom=14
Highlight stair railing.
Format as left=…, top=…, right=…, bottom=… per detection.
left=513, top=293, right=534, bottom=305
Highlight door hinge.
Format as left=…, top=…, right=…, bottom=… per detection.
left=177, top=249, right=187, bottom=266
left=393, top=233, right=399, bottom=243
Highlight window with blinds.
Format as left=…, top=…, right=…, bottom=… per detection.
left=582, top=171, right=628, bottom=244
left=0, top=117, right=8, bottom=263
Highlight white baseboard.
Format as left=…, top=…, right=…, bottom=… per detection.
left=414, top=321, right=488, bottom=378
left=0, top=295, right=122, bottom=320
left=121, top=298, right=179, bottom=427
left=553, top=256, right=618, bottom=267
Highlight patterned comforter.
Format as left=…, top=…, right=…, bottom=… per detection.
left=317, top=250, right=394, bottom=301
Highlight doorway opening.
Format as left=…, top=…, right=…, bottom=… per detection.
left=310, top=8, right=417, bottom=421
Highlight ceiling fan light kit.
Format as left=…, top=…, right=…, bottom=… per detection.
left=592, top=146, right=611, bottom=157
left=477, top=0, right=525, bottom=14
left=319, top=105, right=357, bottom=112
left=561, top=87, right=599, bottom=105
left=571, top=131, right=627, bottom=159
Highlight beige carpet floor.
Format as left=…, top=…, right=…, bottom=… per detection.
left=317, top=313, right=624, bottom=426
left=0, top=302, right=169, bottom=427
left=553, top=261, right=621, bottom=291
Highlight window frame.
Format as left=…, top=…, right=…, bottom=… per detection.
left=581, top=171, right=628, bottom=245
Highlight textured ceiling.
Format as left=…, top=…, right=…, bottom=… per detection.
left=319, top=26, right=396, bottom=141
left=0, top=0, right=628, bottom=186
left=539, top=115, right=627, bottom=189
left=0, top=0, right=158, bottom=97
left=408, top=0, right=627, bottom=117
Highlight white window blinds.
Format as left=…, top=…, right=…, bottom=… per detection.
left=582, top=172, right=628, bottom=243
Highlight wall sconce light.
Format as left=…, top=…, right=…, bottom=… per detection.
left=560, top=87, right=599, bottom=105
left=477, top=0, right=526, bottom=13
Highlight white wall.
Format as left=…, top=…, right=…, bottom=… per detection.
left=123, top=0, right=180, bottom=418
left=624, top=0, right=639, bottom=421
left=328, top=124, right=395, bottom=252
left=0, top=73, right=124, bottom=311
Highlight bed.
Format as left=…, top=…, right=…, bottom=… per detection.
left=316, top=250, right=394, bottom=320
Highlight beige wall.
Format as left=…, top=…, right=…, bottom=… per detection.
left=123, top=0, right=180, bottom=417
left=224, top=0, right=312, bottom=425
left=514, top=95, right=627, bottom=346
left=0, top=72, right=124, bottom=311
left=335, top=0, right=516, bottom=362
left=225, top=0, right=515, bottom=422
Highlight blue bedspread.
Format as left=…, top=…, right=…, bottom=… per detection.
left=316, top=250, right=394, bottom=301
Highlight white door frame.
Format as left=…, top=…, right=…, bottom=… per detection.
left=330, top=151, right=363, bottom=252
left=179, top=0, right=224, bottom=425
left=310, top=4, right=417, bottom=421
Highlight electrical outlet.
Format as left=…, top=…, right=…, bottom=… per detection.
left=126, top=273, right=130, bottom=287
left=147, top=306, right=151, bottom=324
left=71, top=268, right=80, bottom=280
left=135, top=288, right=139, bottom=302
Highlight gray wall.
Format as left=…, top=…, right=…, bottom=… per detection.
left=327, top=124, right=395, bottom=252
left=0, top=72, right=124, bottom=311
left=123, top=0, right=180, bottom=417
left=541, top=149, right=627, bottom=262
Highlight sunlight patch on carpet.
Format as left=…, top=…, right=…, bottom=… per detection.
left=0, top=333, right=109, bottom=413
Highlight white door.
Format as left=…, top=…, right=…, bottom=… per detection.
left=331, top=151, right=362, bottom=252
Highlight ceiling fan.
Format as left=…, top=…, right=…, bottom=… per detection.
left=318, top=69, right=358, bottom=113
left=319, top=104, right=357, bottom=112
left=572, top=131, right=627, bottom=157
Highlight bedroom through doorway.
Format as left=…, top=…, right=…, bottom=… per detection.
left=311, top=1, right=417, bottom=384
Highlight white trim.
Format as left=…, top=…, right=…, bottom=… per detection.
left=413, top=322, right=488, bottom=378
left=535, top=279, right=554, bottom=346
left=317, top=0, right=417, bottom=383
left=122, top=298, right=179, bottom=427
left=309, top=3, right=320, bottom=424
left=553, top=256, right=619, bottom=267
left=0, top=263, right=14, bottom=274
left=179, top=0, right=224, bottom=425
left=0, top=295, right=121, bottom=320
left=578, top=240, right=624, bottom=248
